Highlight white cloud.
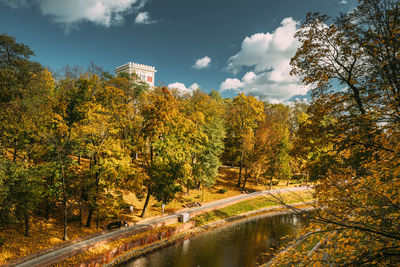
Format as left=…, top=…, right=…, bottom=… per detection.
left=1, top=0, right=151, bottom=29
left=221, top=17, right=310, bottom=102
left=189, top=83, right=200, bottom=90
left=220, top=78, right=244, bottom=92
left=339, top=0, right=348, bottom=4
left=168, top=82, right=200, bottom=95
left=135, top=11, right=155, bottom=24
left=192, top=56, right=211, bottom=70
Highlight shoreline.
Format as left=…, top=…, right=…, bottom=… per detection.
left=105, top=203, right=314, bottom=267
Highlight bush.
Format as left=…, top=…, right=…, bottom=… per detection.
left=109, top=212, right=118, bottom=218
left=119, top=202, right=131, bottom=210
left=218, top=188, right=227, bottom=194
left=195, top=194, right=201, bottom=199
left=291, top=173, right=306, bottom=183
left=152, top=202, right=162, bottom=208
left=0, top=237, right=4, bottom=247
left=270, top=180, right=279, bottom=186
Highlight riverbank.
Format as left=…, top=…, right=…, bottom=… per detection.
left=105, top=204, right=314, bottom=267
left=57, top=191, right=313, bottom=266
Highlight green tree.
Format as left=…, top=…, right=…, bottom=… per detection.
left=182, top=90, right=225, bottom=193
left=224, top=93, right=264, bottom=187
left=138, top=87, right=188, bottom=217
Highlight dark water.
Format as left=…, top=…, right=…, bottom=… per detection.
left=121, top=213, right=306, bottom=267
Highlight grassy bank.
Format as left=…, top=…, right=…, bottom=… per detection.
left=193, top=190, right=314, bottom=226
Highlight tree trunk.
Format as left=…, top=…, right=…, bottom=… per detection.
left=269, top=176, right=273, bottom=190
left=24, top=213, right=29, bottom=237
left=140, top=188, right=151, bottom=218
left=62, top=197, right=68, bottom=241
left=186, top=180, right=190, bottom=194
left=86, top=155, right=100, bottom=228
left=196, top=181, right=201, bottom=190
left=79, top=198, right=82, bottom=227
left=238, top=152, right=243, bottom=187
left=242, top=169, right=249, bottom=189
left=58, top=151, right=68, bottom=241
left=44, top=174, right=54, bottom=220
left=95, top=168, right=100, bottom=229
left=44, top=199, right=50, bottom=220
left=96, top=206, right=99, bottom=229
left=86, top=206, right=94, bottom=227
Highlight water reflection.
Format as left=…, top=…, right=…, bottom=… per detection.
left=121, top=213, right=306, bottom=267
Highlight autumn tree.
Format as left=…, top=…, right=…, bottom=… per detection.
left=138, top=87, right=188, bottom=217
left=79, top=77, right=137, bottom=228
left=274, top=0, right=400, bottom=265
left=224, top=93, right=264, bottom=187
left=0, top=34, right=57, bottom=236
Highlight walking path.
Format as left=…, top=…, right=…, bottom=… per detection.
left=10, top=186, right=309, bottom=267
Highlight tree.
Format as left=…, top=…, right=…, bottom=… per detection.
left=78, top=84, right=133, bottom=228
left=256, top=104, right=292, bottom=189
left=138, top=87, right=188, bottom=217
left=0, top=34, right=59, bottom=237
left=274, top=0, right=400, bottom=265
left=224, top=93, right=264, bottom=187
left=0, top=34, right=42, bottom=103
left=182, top=90, right=225, bottom=192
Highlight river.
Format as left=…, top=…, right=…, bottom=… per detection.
left=120, top=213, right=307, bottom=267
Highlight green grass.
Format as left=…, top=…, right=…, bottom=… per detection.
left=192, top=191, right=313, bottom=227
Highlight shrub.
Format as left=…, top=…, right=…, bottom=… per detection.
left=270, top=180, right=279, bottom=186
left=152, top=203, right=162, bottom=208
left=218, top=188, right=227, bottom=194
left=119, top=202, right=131, bottom=210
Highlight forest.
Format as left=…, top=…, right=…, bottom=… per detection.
left=0, top=0, right=399, bottom=265
left=0, top=32, right=305, bottom=241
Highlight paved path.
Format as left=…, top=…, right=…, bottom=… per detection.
left=13, top=186, right=309, bottom=267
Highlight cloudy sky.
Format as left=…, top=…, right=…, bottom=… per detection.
left=0, top=0, right=356, bottom=102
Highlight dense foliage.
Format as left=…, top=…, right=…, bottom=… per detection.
left=273, top=0, right=400, bottom=265
left=0, top=34, right=302, bottom=242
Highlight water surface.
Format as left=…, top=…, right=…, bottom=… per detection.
left=121, top=213, right=306, bottom=267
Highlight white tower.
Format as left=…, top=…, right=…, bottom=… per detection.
left=115, top=62, right=157, bottom=87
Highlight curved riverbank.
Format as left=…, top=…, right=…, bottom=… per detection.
left=104, top=203, right=314, bottom=267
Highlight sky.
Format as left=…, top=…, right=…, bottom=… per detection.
left=0, top=0, right=357, bottom=102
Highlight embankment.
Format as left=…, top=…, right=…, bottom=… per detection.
left=100, top=203, right=314, bottom=267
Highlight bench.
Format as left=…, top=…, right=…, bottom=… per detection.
left=182, top=201, right=202, bottom=208
left=107, top=220, right=128, bottom=230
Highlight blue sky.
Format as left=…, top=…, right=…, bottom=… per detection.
left=0, top=0, right=356, bottom=102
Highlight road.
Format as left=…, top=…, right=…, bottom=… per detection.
left=12, top=186, right=309, bottom=267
